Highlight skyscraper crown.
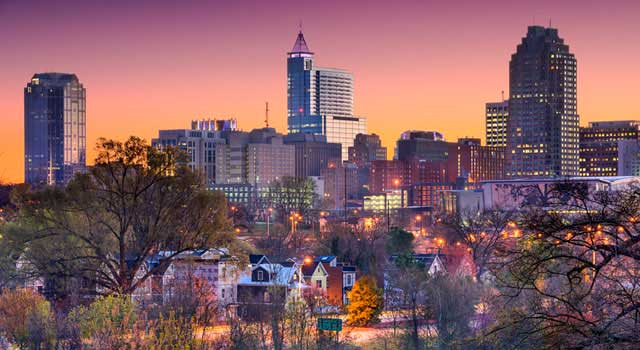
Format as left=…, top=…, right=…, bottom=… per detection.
left=289, top=31, right=313, bottom=57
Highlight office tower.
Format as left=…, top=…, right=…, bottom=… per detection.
left=151, top=124, right=295, bottom=186
left=579, top=120, right=640, bottom=176
left=191, top=118, right=237, bottom=132
left=506, top=26, right=579, bottom=177
left=283, top=133, right=341, bottom=177
left=152, top=127, right=226, bottom=184
left=320, top=162, right=359, bottom=210
left=455, top=138, right=505, bottom=181
left=348, top=133, right=387, bottom=167
left=618, top=140, right=640, bottom=176
left=485, top=100, right=509, bottom=148
left=24, top=73, right=86, bottom=186
left=395, top=130, right=448, bottom=162
left=246, top=128, right=295, bottom=186
left=286, top=30, right=366, bottom=160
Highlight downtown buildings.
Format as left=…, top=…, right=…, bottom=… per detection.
left=485, top=100, right=508, bottom=148
left=579, top=120, right=640, bottom=176
left=506, top=26, right=579, bottom=177
left=24, top=73, right=86, bottom=186
left=286, top=30, right=367, bottom=160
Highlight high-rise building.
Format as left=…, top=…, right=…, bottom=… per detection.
left=579, top=120, right=640, bottom=176
left=455, top=138, right=505, bottom=181
left=618, top=140, right=640, bottom=176
left=286, top=30, right=366, bottom=160
left=348, top=133, right=387, bottom=167
left=24, top=73, right=86, bottom=186
left=485, top=100, right=508, bottom=148
left=506, top=26, right=579, bottom=177
left=156, top=123, right=295, bottom=187
left=283, top=133, right=341, bottom=177
left=152, top=129, right=225, bottom=184
left=320, top=162, right=359, bottom=210
left=395, top=131, right=448, bottom=162
left=246, top=128, right=295, bottom=186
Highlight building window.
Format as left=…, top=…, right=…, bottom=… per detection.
left=316, top=280, right=322, bottom=289
left=346, top=274, right=352, bottom=286
left=257, top=270, right=264, bottom=281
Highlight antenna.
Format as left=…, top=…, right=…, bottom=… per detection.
left=501, top=90, right=505, bottom=102
left=549, top=18, right=552, bottom=28
left=265, top=102, right=270, bottom=128
left=298, top=20, right=303, bottom=32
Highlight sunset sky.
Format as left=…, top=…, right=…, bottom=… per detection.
left=1, top=0, right=639, bottom=183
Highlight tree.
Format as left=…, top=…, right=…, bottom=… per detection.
left=264, top=176, right=317, bottom=223
left=315, top=221, right=387, bottom=278
left=346, top=275, right=383, bottom=326
left=386, top=228, right=415, bottom=255
left=7, top=136, right=233, bottom=296
left=487, top=183, right=640, bottom=349
left=425, top=274, right=479, bottom=350
left=67, top=295, right=137, bottom=350
left=0, top=288, right=55, bottom=350
left=439, top=208, right=515, bottom=281
left=386, top=255, right=430, bottom=350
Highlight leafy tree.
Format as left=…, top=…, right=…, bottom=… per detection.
left=346, top=275, right=384, bottom=326
left=0, top=288, right=55, bottom=350
left=386, top=228, right=414, bottom=255
left=264, top=176, right=317, bottom=223
left=7, top=136, right=232, bottom=296
left=67, top=295, right=137, bottom=350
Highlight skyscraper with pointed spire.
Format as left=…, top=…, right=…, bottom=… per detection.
left=287, top=30, right=366, bottom=160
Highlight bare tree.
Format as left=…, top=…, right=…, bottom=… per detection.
left=488, top=183, right=640, bottom=349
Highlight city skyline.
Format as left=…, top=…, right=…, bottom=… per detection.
left=2, top=0, right=640, bottom=183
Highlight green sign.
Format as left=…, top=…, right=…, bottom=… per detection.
left=317, top=317, right=342, bottom=332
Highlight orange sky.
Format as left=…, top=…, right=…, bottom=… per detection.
left=1, top=0, right=639, bottom=183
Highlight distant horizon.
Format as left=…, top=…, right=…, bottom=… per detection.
left=2, top=0, right=640, bottom=183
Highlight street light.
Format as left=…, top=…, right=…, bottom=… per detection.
left=267, top=207, right=273, bottom=237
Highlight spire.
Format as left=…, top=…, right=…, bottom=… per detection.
left=289, top=30, right=313, bottom=57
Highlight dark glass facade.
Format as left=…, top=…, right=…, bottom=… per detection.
left=506, top=26, right=579, bottom=177
left=24, top=73, right=86, bottom=186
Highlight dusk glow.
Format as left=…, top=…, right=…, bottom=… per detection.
left=1, top=0, right=640, bottom=182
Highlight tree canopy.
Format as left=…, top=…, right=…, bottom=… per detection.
left=6, top=136, right=233, bottom=296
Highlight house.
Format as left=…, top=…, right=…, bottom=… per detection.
left=236, top=255, right=306, bottom=319
left=301, top=260, right=328, bottom=290
left=312, top=256, right=358, bottom=306
left=131, top=248, right=238, bottom=314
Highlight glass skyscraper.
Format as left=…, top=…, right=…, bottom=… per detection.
left=24, top=73, right=86, bottom=186
left=287, top=31, right=365, bottom=160
left=506, top=26, right=579, bottom=177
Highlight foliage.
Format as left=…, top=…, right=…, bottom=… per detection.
left=67, top=295, right=136, bottom=350
left=315, top=221, right=387, bottom=276
left=7, top=136, right=233, bottom=296
left=347, top=275, right=383, bottom=326
left=0, top=288, right=55, bottom=350
left=264, top=176, right=317, bottom=223
left=386, top=228, right=414, bottom=255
